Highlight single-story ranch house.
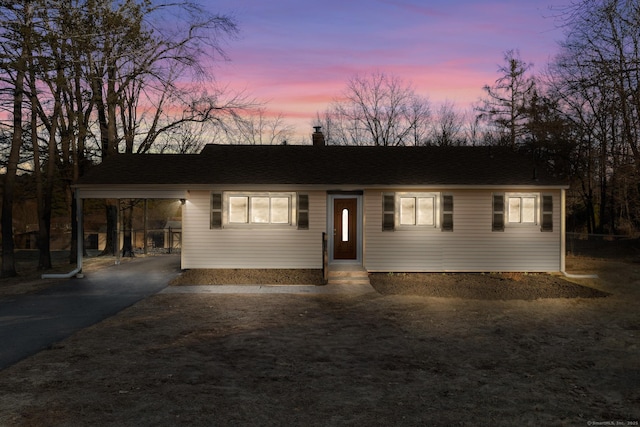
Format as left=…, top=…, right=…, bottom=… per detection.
left=75, top=130, right=569, bottom=274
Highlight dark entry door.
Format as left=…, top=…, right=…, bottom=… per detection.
left=333, top=198, right=358, bottom=260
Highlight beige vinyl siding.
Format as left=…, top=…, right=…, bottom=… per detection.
left=364, top=189, right=562, bottom=272
left=182, top=190, right=326, bottom=269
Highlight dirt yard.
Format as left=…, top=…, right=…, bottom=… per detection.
left=0, top=256, right=638, bottom=426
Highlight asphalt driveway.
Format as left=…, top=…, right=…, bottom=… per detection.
left=0, top=254, right=181, bottom=371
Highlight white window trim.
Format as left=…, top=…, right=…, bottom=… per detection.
left=395, top=192, right=440, bottom=230
left=505, top=192, right=539, bottom=226
left=222, top=191, right=297, bottom=228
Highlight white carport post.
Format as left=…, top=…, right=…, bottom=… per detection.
left=42, top=190, right=83, bottom=279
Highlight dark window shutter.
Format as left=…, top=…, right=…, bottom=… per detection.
left=382, top=193, right=395, bottom=231
left=211, top=192, right=222, bottom=229
left=492, top=194, right=504, bottom=231
left=297, top=194, right=309, bottom=230
left=442, top=195, right=453, bottom=231
left=541, top=195, right=553, bottom=232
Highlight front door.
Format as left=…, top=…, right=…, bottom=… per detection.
left=333, top=198, right=358, bottom=260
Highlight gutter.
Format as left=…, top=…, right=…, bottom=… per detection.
left=42, top=192, right=84, bottom=280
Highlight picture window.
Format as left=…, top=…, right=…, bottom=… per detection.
left=214, top=192, right=297, bottom=227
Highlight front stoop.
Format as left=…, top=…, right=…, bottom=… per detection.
left=327, top=264, right=370, bottom=285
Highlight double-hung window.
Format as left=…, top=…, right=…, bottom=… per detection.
left=383, top=192, right=452, bottom=231
left=507, top=193, right=537, bottom=225
left=493, top=193, right=547, bottom=231
left=400, top=194, right=436, bottom=226
left=505, top=193, right=539, bottom=225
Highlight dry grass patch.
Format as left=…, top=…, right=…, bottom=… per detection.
left=0, top=255, right=638, bottom=425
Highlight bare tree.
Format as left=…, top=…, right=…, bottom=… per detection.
left=548, top=0, right=640, bottom=233
left=0, top=1, right=34, bottom=276
left=74, top=0, right=240, bottom=256
left=477, top=49, right=536, bottom=148
left=222, top=108, right=294, bottom=145
left=155, top=123, right=206, bottom=154
left=320, top=72, right=431, bottom=146
left=430, top=100, right=466, bottom=146
left=1, top=0, right=244, bottom=269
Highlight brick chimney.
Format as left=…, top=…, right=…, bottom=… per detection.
left=312, top=126, right=325, bottom=146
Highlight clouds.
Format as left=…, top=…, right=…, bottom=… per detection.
left=209, top=0, right=563, bottom=139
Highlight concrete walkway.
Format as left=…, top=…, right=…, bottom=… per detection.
left=0, top=254, right=181, bottom=371
left=161, top=283, right=376, bottom=295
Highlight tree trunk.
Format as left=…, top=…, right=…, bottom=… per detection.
left=2, top=155, right=19, bottom=277
left=38, top=92, right=61, bottom=270
left=143, top=199, right=148, bottom=255
left=38, top=120, right=57, bottom=269
left=29, top=72, right=52, bottom=270
left=121, top=200, right=134, bottom=257
left=1, top=47, right=27, bottom=277
left=37, top=191, right=53, bottom=270
left=101, top=202, right=118, bottom=256
left=69, top=194, right=78, bottom=263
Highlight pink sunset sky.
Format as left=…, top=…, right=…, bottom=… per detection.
left=209, top=0, right=566, bottom=141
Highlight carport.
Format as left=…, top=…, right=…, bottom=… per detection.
left=43, top=186, right=187, bottom=279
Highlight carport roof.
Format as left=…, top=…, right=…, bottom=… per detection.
left=77, top=144, right=567, bottom=187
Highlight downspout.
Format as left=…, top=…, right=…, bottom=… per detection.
left=559, top=189, right=598, bottom=279
left=562, top=271, right=598, bottom=279
left=42, top=191, right=83, bottom=279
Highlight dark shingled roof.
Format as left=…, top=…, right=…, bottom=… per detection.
left=77, top=144, right=566, bottom=187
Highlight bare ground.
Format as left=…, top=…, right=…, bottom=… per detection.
left=170, top=268, right=326, bottom=286
left=0, top=256, right=638, bottom=426
left=171, top=266, right=609, bottom=300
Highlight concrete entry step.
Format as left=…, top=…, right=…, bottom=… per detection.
left=327, top=264, right=370, bottom=286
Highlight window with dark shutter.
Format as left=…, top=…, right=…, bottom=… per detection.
left=382, top=193, right=395, bottom=231
left=541, top=194, right=553, bottom=232
left=442, top=195, right=453, bottom=231
left=297, top=194, right=309, bottom=230
left=211, top=192, right=222, bottom=229
left=492, top=194, right=504, bottom=231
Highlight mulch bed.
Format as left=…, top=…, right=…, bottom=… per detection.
left=170, top=268, right=326, bottom=285
left=369, top=272, right=610, bottom=300
left=171, top=268, right=609, bottom=300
